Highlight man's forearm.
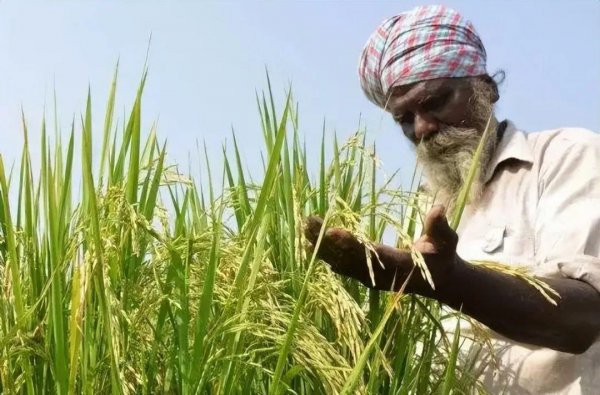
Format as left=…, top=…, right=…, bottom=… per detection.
left=420, top=259, right=600, bottom=354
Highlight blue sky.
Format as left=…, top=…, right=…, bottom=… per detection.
left=0, top=1, right=598, bottom=187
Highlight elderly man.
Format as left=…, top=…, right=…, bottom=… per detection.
left=304, top=5, right=600, bottom=394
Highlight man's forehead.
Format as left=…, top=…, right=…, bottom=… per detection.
left=391, top=77, right=470, bottom=98
left=387, top=78, right=456, bottom=112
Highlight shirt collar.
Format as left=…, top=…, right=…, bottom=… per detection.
left=483, top=120, right=534, bottom=183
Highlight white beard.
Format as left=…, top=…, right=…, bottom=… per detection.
left=416, top=118, right=498, bottom=212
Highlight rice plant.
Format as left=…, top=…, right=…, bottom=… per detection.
left=0, top=68, right=497, bottom=394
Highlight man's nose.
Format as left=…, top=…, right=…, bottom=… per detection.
left=414, top=112, right=439, bottom=140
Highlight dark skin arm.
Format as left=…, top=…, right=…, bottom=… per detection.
left=305, top=205, right=600, bottom=354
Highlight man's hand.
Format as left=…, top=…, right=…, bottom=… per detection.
left=412, top=205, right=461, bottom=293
left=305, top=206, right=600, bottom=353
left=304, top=215, right=412, bottom=291
left=304, top=205, right=461, bottom=294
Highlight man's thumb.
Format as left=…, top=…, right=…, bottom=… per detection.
left=423, top=205, right=457, bottom=246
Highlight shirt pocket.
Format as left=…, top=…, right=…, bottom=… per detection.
left=480, top=223, right=534, bottom=264
left=503, top=227, right=535, bottom=263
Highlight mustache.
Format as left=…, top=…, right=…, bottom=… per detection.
left=413, top=78, right=497, bottom=207
left=417, top=126, right=482, bottom=156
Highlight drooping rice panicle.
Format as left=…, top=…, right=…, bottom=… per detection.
left=0, top=69, right=508, bottom=394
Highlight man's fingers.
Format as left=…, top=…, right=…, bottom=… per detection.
left=304, top=216, right=360, bottom=251
left=423, top=205, right=447, bottom=235
left=303, top=217, right=344, bottom=267
left=423, top=205, right=457, bottom=246
left=304, top=215, right=324, bottom=244
left=303, top=216, right=371, bottom=279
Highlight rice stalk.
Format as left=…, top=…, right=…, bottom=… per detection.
left=0, top=69, right=497, bottom=394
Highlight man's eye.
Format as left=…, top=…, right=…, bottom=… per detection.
left=422, top=94, right=449, bottom=112
left=393, top=112, right=414, bottom=124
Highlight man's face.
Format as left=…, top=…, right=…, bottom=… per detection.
left=387, top=77, right=490, bottom=144
left=386, top=77, right=498, bottom=207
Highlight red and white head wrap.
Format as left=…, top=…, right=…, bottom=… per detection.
left=358, top=5, right=487, bottom=108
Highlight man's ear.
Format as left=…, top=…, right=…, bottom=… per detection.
left=482, top=74, right=500, bottom=103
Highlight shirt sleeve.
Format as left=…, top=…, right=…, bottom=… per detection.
left=533, top=130, right=600, bottom=293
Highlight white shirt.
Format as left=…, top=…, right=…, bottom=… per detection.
left=456, top=121, right=600, bottom=394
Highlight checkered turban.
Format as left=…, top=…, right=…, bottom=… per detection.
left=358, top=5, right=487, bottom=108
